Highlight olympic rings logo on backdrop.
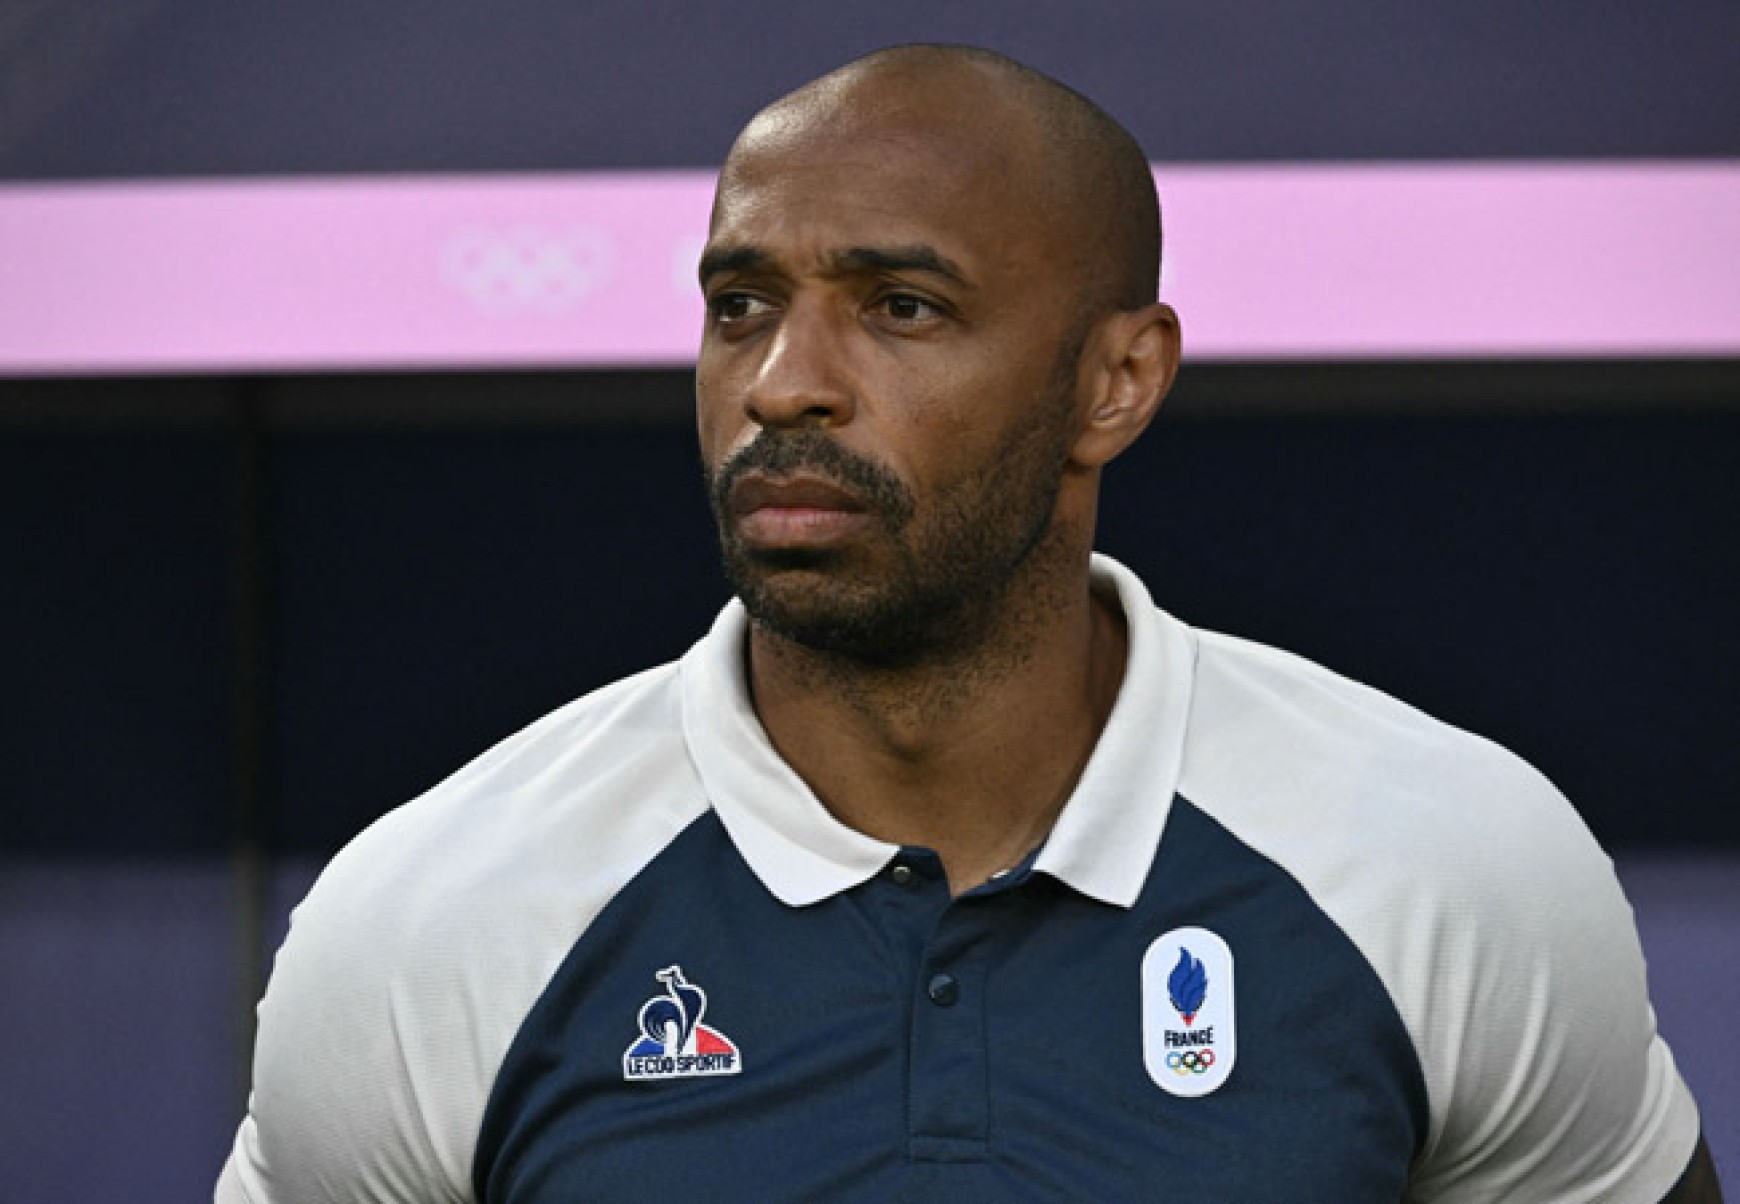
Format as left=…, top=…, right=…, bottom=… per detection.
left=441, top=225, right=617, bottom=314
left=1165, top=1050, right=1216, bottom=1075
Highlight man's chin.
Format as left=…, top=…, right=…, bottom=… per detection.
left=732, top=573, right=889, bottom=657
left=736, top=543, right=842, bottom=572
left=734, top=575, right=975, bottom=669
left=733, top=573, right=856, bottom=635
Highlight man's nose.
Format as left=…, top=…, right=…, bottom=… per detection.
left=744, top=300, right=854, bottom=430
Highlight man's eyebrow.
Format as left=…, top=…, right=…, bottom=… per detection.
left=697, top=245, right=771, bottom=285
left=832, top=246, right=973, bottom=288
left=696, top=243, right=975, bottom=289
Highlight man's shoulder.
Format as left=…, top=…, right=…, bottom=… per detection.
left=1183, top=626, right=1554, bottom=815
left=1173, top=624, right=1700, bottom=1199
left=329, top=658, right=693, bottom=891
left=279, top=651, right=704, bottom=1014
left=227, top=658, right=711, bottom=1202
left=1175, top=621, right=1608, bottom=969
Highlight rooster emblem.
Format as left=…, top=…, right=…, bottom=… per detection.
left=622, top=964, right=742, bottom=1078
left=637, top=966, right=708, bottom=1055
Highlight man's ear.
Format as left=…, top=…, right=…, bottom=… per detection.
left=1071, top=302, right=1181, bottom=470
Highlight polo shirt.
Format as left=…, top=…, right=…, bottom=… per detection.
left=218, top=555, right=1700, bottom=1202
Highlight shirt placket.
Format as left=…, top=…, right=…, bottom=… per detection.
left=876, top=849, right=1034, bottom=1165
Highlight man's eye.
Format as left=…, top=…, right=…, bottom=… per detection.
left=710, top=293, right=772, bottom=322
left=877, top=294, right=937, bottom=322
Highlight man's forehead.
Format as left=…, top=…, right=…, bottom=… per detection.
left=726, top=110, right=1025, bottom=198
left=705, top=157, right=1028, bottom=288
left=710, top=108, right=1052, bottom=260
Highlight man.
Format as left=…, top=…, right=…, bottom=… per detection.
left=219, top=45, right=1721, bottom=1202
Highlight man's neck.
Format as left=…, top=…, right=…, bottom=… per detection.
left=746, top=571, right=1128, bottom=895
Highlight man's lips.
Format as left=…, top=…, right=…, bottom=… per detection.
left=729, top=475, right=875, bottom=546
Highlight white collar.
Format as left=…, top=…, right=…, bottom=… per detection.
left=679, top=554, right=1196, bottom=908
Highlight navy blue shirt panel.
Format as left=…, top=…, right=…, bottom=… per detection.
left=475, top=800, right=1428, bottom=1201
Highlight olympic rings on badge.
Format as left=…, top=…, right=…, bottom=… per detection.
left=1165, top=1049, right=1217, bottom=1074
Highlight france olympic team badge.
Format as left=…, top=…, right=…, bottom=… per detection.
left=622, top=965, right=742, bottom=1081
left=1142, top=927, right=1236, bottom=1097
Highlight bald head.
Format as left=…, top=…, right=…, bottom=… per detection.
left=722, top=44, right=1162, bottom=318
left=698, top=45, right=1181, bottom=664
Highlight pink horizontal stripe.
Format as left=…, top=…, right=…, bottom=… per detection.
left=1162, top=162, right=1740, bottom=359
left=1, top=164, right=1736, bottom=373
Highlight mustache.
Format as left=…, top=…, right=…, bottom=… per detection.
left=709, top=430, right=914, bottom=525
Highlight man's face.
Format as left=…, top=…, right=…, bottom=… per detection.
left=696, top=92, right=1091, bottom=664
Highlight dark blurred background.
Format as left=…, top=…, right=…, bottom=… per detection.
left=3, top=3, right=1737, bottom=1198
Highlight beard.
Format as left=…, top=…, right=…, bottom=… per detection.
left=705, top=357, right=1079, bottom=668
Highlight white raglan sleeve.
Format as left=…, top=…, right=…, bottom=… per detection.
left=214, top=816, right=483, bottom=1204
left=215, top=666, right=708, bottom=1204
left=1399, top=755, right=1704, bottom=1202
left=1181, top=631, right=1705, bottom=1203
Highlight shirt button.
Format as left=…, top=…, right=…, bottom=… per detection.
left=926, top=973, right=960, bottom=1007
left=890, top=863, right=915, bottom=887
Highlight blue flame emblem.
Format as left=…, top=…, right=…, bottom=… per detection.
left=1168, top=947, right=1209, bottom=1025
